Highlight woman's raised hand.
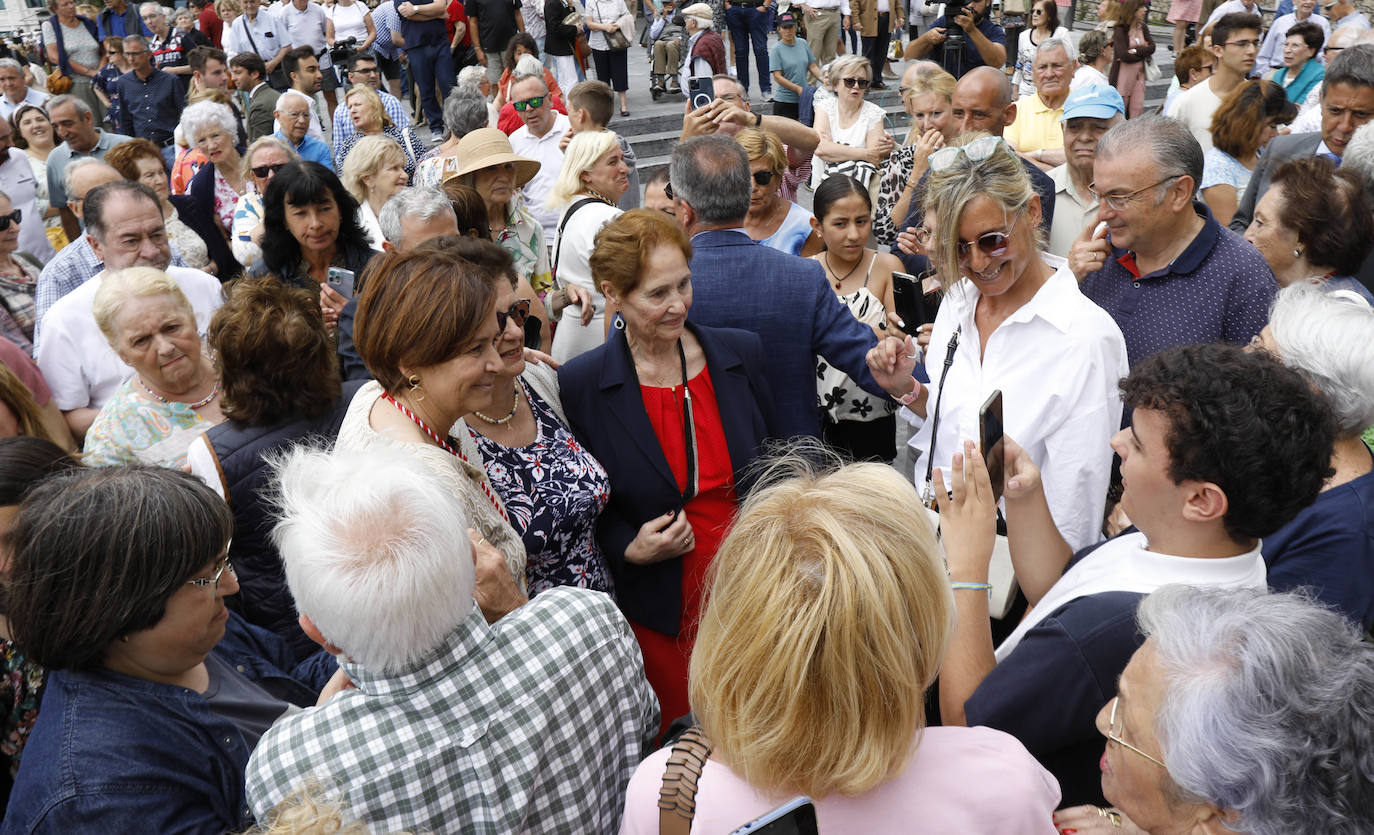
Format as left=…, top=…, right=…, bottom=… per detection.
left=933, top=441, right=999, bottom=581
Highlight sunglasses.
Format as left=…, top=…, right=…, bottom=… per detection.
left=496, top=299, right=531, bottom=331
left=251, top=162, right=287, bottom=178
left=928, top=135, right=1007, bottom=172
left=957, top=221, right=1017, bottom=260
left=0, top=209, right=21, bottom=231
left=512, top=95, right=546, bottom=112
left=840, top=77, right=871, bottom=89
left=752, top=169, right=774, bottom=187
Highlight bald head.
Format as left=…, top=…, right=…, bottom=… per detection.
left=1329, top=25, right=1362, bottom=51
left=67, top=160, right=122, bottom=220
left=950, top=66, right=1016, bottom=136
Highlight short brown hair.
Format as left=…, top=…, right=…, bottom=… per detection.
left=0, top=365, right=53, bottom=445
left=1174, top=44, right=1212, bottom=84
left=587, top=209, right=692, bottom=299
left=210, top=278, right=341, bottom=425
left=1210, top=80, right=1295, bottom=161
left=1270, top=156, right=1374, bottom=276
left=353, top=241, right=497, bottom=393
left=567, top=79, right=614, bottom=128
left=440, top=181, right=490, bottom=237
left=102, top=137, right=166, bottom=181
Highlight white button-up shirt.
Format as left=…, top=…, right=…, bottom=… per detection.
left=509, top=110, right=572, bottom=241
left=905, top=261, right=1129, bottom=553
left=224, top=6, right=287, bottom=61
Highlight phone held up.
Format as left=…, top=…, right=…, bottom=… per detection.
left=689, top=76, right=715, bottom=110
left=890, top=271, right=944, bottom=333
left=979, top=389, right=1005, bottom=503
left=728, top=797, right=818, bottom=835
left=326, top=266, right=356, bottom=300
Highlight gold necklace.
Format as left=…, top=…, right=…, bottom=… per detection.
left=473, top=379, right=522, bottom=424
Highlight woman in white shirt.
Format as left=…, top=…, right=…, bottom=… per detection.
left=1070, top=28, right=1113, bottom=90
left=340, top=134, right=409, bottom=249
left=1014, top=0, right=1075, bottom=98
left=868, top=134, right=1128, bottom=552
left=325, top=0, right=375, bottom=55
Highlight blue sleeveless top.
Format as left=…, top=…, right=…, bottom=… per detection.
left=758, top=201, right=815, bottom=256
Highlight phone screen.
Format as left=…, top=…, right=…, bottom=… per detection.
left=728, top=798, right=818, bottom=835
left=689, top=76, right=715, bottom=110
left=980, top=390, right=1005, bottom=503
left=891, top=271, right=925, bottom=330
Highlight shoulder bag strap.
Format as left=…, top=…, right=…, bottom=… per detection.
left=551, top=196, right=601, bottom=284
left=658, top=727, right=712, bottom=835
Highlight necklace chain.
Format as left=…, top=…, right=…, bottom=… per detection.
left=824, top=251, right=864, bottom=289
left=140, top=376, right=220, bottom=409
left=473, top=379, right=523, bottom=424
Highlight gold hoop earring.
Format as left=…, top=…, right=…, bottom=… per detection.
left=408, top=373, right=425, bottom=402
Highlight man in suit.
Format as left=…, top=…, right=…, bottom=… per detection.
left=230, top=51, right=279, bottom=142
left=1230, top=44, right=1374, bottom=232
left=671, top=134, right=919, bottom=440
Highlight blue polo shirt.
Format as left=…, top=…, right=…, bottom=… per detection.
left=1080, top=202, right=1276, bottom=368
left=273, top=130, right=335, bottom=170
left=926, top=14, right=1006, bottom=77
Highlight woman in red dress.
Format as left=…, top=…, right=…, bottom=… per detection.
left=558, top=210, right=781, bottom=736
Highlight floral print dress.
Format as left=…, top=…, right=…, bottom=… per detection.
left=2, top=638, right=42, bottom=779
left=470, top=381, right=614, bottom=596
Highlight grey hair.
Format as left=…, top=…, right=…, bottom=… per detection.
left=443, top=88, right=490, bottom=139
left=277, top=88, right=313, bottom=110
left=240, top=134, right=299, bottom=180
left=122, top=34, right=148, bottom=50
left=62, top=157, right=113, bottom=202
left=669, top=134, right=752, bottom=225
left=512, top=53, right=543, bottom=80
left=45, top=93, right=92, bottom=119
left=179, top=100, right=237, bottom=146
left=83, top=181, right=162, bottom=243
left=1266, top=282, right=1374, bottom=436
left=138, top=1, right=164, bottom=18
left=1139, top=585, right=1374, bottom=835
left=1340, top=121, right=1374, bottom=195
left=1036, top=37, right=1071, bottom=57
left=0, top=58, right=22, bottom=74
left=1096, top=114, right=1203, bottom=192
left=378, top=187, right=455, bottom=247
left=1323, top=42, right=1374, bottom=92
left=457, top=64, right=488, bottom=90
left=1077, top=29, right=1110, bottom=65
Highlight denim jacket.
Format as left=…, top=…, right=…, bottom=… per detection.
left=1, top=613, right=336, bottom=834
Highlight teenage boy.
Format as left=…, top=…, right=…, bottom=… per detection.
left=1166, top=12, right=1261, bottom=150
left=929, top=343, right=1335, bottom=808
left=769, top=12, right=820, bottom=121
left=560, top=79, right=641, bottom=209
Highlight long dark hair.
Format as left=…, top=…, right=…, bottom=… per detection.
left=1037, top=0, right=1061, bottom=34
left=0, top=437, right=80, bottom=615
left=260, top=161, right=373, bottom=276
left=813, top=174, right=872, bottom=222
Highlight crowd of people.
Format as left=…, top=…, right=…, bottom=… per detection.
left=0, top=0, right=1371, bottom=832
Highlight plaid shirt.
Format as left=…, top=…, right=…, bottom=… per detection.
left=246, top=588, right=658, bottom=834
left=331, top=91, right=410, bottom=157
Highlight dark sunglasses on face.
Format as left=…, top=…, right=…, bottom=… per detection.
left=512, top=95, right=546, bottom=112
left=841, top=77, right=871, bottom=89
left=957, top=230, right=1013, bottom=259
left=752, top=169, right=775, bottom=186
left=251, top=162, right=287, bottom=178
left=496, top=299, right=531, bottom=331
left=0, top=209, right=21, bottom=231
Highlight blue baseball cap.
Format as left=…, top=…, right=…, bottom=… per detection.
left=1060, top=85, right=1126, bottom=121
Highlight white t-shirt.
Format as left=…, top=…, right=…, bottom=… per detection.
left=509, top=111, right=572, bottom=240
left=1070, top=63, right=1109, bottom=90
left=326, top=0, right=371, bottom=44
left=1165, top=77, right=1224, bottom=151
left=36, top=266, right=224, bottom=412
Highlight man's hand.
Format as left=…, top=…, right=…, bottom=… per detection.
left=917, top=26, right=947, bottom=47
left=470, top=528, right=528, bottom=622
left=1068, top=215, right=1111, bottom=280
left=475, top=46, right=487, bottom=65
left=680, top=101, right=721, bottom=139
left=558, top=127, right=575, bottom=151
left=951, top=6, right=977, bottom=31
left=399, top=0, right=418, bottom=18
left=865, top=334, right=920, bottom=398
left=932, top=441, right=998, bottom=583
left=801, top=2, right=819, bottom=16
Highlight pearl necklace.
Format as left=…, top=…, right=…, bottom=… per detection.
left=473, top=379, right=523, bottom=425
left=140, top=377, right=221, bottom=409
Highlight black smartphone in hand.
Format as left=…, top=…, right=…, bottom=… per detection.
left=891, top=271, right=924, bottom=331
left=980, top=389, right=1005, bottom=503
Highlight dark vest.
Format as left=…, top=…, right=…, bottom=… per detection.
left=207, top=379, right=365, bottom=662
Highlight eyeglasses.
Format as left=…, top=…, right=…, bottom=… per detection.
left=512, top=95, right=546, bottom=112
left=1089, top=175, right=1181, bottom=211
left=1325, top=45, right=1344, bottom=55
left=1222, top=38, right=1262, bottom=49
left=0, top=209, right=21, bottom=231
left=186, top=555, right=236, bottom=592
left=840, top=77, right=871, bottom=89
left=125, top=49, right=148, bottom=57
left=1103, top=697, right=1167, bottom=769
left=496, top=299, right=531, bottom=331
left=664, top=182, right=675, bottom=201
left=251, top=162, right=287, bottom=178
left=351, top=65, right=379, bottom=75
left=957, top=214, right=1020, bottom=260
left=752, top=169, right=775, bottom=187
left=929, top=134, right=1007, bottom=172
left=280, top=111, right=312, bottom=122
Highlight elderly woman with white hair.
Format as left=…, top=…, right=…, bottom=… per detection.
left=180, top=100, right=247, bottom=242
left=1248, top=283, right=1374, bottom=630
left=1053, top=584, right=1374, bottom=835
left=414, top=89, right=490, bottom=188
left=82, top=267, right=225, bottom=468
left=547, top=130, right=630, bottom=363
left=679, top=2, right=726, bottom=97
left=812, top=54, right=893, bottom=189
left=341, top=135, right=409, bottom=248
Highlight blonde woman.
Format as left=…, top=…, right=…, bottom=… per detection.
left=214, top=0, right=242, bottom=29
left=737, top=127, right=822, bottom=257
left=874, top=63, right=957, bottom=246
left=341, top=135, right=409, bottom=248
left=546, top=130, right=629, bottom=363
left=619, top=458, right=1062, bottom=832
left=333, top=84, right=424, bottom=176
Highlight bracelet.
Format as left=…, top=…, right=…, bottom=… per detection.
left=897, top=381, right=920, bottom=405
left=754, top=110, right=764, bottom=127
left=951, top=581, right=992, bottom=597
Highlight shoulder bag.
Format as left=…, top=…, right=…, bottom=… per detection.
left=596, top=0, right=633, bottom=49
left=657, top=727, right=712, bottom=835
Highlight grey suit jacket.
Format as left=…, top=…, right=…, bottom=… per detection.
left=1229, top=132, right=1324, bottom=233
left=245, top=84, right=280, bottom=143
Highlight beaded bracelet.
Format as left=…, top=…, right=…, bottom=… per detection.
left=950, top=582, right=992, bottom=598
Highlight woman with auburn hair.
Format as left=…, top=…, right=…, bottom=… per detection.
left=1202, top=79, right=1294, bottom=226
left=559, top=209, right=780, bottom=736
left=619, top=458, right=1061, bottom=832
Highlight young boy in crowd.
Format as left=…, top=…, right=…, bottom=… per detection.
left=769, top=12, right=820, bottom=121
left=561, top=79, right=642, bottom=209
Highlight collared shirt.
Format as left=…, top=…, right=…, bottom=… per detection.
left=36, top=264, right=222, bottom=411
left=1080, top=201, right=1276, bottom=368
left=0, top=148, right=56, bottom=263
left=1336, top=10, right=1371, bottom=29
left=34, top=236, right=188, bottom=345
left=45, top=129, right=133, bottom=211
left=509, top=111, right=571, bottom=240
left=275, top=0, right=333, bottom=69
left=116, top=68, right=186, bottom=145
left=0, top=86, right=47, bottom=121
left=369, top=0, right=402, bottom=59
left=1005, top=91, right=1065, bottom=154
left=331, top=89, right=410, bottom=151
left=224, top=7, right=287, bottom=60
left=273, top=129, right=334, bottom=169
left=246, top=588, right=659, bottom=834
left=906, top=263, right=1128, bottom=553
left=1046, top=163, right=1097, bottom=258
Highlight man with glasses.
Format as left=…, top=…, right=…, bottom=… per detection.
left=279, top=46, right=328, bottom=143
left=329, top=52, right=407, bottom=151
left=231, top=51, right=280, bottom=141
left=508, top=73, right=570, bottom=240
left=934, top=342, right=1328, bottom=809
left=0, top=112, right=55, bottom=263
left=1046, top=84, right=1123, bottom=258
left=43, top=94, right=132, bottom=241
left=1166, top=12, right=1261, bottom=151
left=140, top=1, right=196, bottom=86
left=116, top=33, right=187, bottom=171
left=1070, top=115, right=1274, bottom=368
left=272, top=88, right=334, bottom=168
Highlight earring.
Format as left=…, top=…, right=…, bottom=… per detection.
left=1293, top=248, right=1303, bottom=259
left=408, top=373, right=425, bottom=402
left=121, top=635, right=129, bottom=643
left=613, top=316, right=625, bottom=330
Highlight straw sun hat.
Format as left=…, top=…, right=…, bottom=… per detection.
left=447, top=128, right=542, bottom=188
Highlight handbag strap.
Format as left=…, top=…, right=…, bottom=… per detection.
left=551, top=196, right=601, bottom=283
left=658, top=727, right=712, bottom=835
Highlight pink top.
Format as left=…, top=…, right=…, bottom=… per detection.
left=619, top=726, right=1061, bottom=835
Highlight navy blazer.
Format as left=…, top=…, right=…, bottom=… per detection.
left=686, top=229, right=891, bottom=440
left=170, top=159, right=244, bottom=281
left=558, top=322, right=780, bottom=635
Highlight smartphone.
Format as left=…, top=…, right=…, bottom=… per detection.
left=921, top=274, right=943, bottom=323
left=326, top=266, right=356, bottom=299
left=728, top=798, right=818, bottom=835
left=980, top=389, right=1005, bottom=503
left=891, top=271, right=924, bottom=331
left=689, top=76, right=715, bottom=110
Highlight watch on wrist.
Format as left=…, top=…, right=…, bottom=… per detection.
left=754, top=110, right=764, bottom=127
